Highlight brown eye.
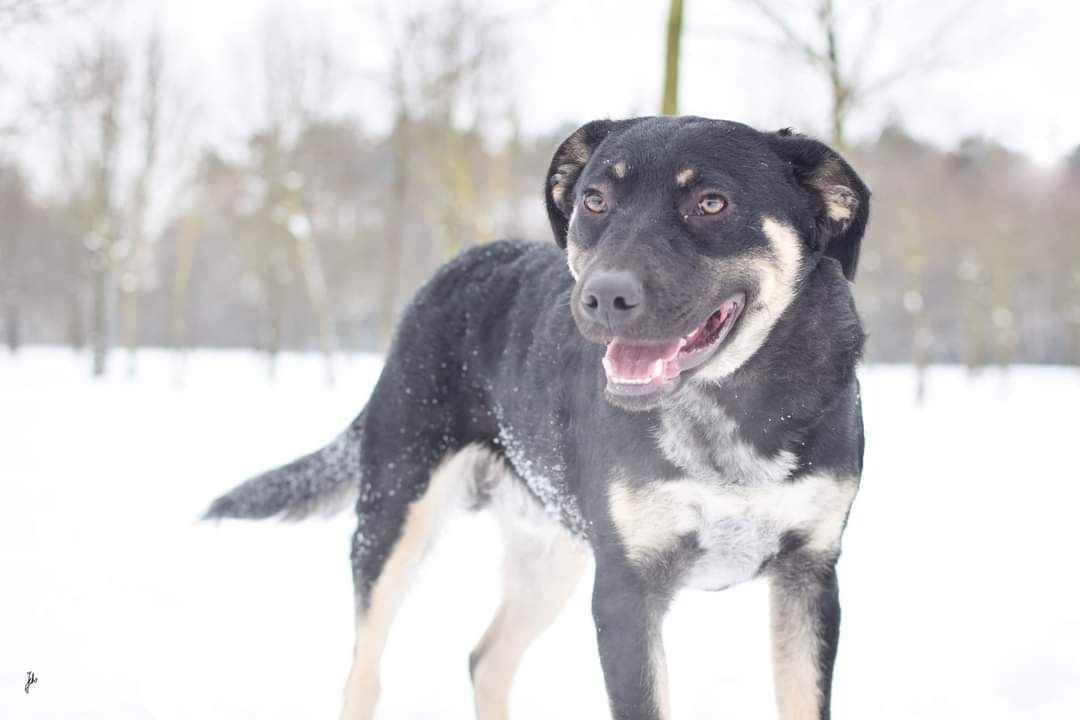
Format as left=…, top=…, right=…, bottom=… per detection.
left=698, top=193, right=727, bottom=215
left=583, top=190, right=607, bottom=213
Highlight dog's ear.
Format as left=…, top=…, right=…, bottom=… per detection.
left=544, top=119, right=633, bottom=249
left=768, top=130, right=870, bottom=281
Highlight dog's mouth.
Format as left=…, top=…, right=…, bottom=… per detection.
left=602, top=294, right=745, bottom=397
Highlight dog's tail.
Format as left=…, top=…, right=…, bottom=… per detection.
left=202, top=411, right=364, bottom=522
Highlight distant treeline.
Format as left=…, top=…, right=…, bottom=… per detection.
left=0, top=0, right=1078, bottom=375
left=2, top=123, right=1079, bottom=370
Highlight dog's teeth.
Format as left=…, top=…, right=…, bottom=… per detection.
left=650, top=359, right=663, bottom=379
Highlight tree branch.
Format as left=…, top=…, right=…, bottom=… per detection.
left=860, top=0, right=980, bottom=97
left=740, top=0, right=825, bottom=67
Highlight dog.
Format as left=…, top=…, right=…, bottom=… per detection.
left=204, top=115, right=869, bottom=720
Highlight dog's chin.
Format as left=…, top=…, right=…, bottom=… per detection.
left=587, top=294, right=746, bottom=412
left=604, top=381, right=677, bottom=411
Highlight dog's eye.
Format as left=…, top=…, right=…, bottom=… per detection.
left=583, top=190, right=607, bottom=213
left=698, top=194, right=727, bottom=215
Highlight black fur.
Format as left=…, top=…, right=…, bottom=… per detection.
left=767, top=128, right=869, bottom=280
left=205, top=115, right=869, bottom=720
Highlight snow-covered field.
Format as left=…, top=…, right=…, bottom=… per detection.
left=2, top=348, right=1079, bottom=719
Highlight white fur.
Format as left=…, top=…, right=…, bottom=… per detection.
left=471, top=470, right=586, bottom=720
left=608, top=391, right=856, bottom=592
left=608, top=472, right=855, bottom=590
left=823, top=187, right=854, bottom=221
left=656, top=393, right=799, bottom=485
left=340, top=446, right=483, bottom=720
left=650, top=633, right=672, bottom=720
left=566, top=208, right=587, bottom=280
left=771, top=580, right=824, bottom=719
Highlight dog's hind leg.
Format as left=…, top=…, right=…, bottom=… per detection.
left=339, top=446, right=481, bottom=720
left=469, top=477, right=586, bottom=720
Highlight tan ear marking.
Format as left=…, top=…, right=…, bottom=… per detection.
left=809, top=159, right=858, bottom=224
left=564, top=134, right=590, bottom=164
left=822, top=185, right=857, bottom=222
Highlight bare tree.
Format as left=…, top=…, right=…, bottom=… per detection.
left=229, top=12, right=345, bottom=380
left=736, top=0, right=974, bottom=147
left=0, top=0, right=83, bottom=33
left=1063, top=148, right=1080, bottom=368
left=169, top=207, right=200, bottom=383
left=50, top=38, right=128, bottom=377
left=41, top=12, right=200, bottom=376
left=0, top=161, right=31, bottom=351
left=409, top=1, right=509, bottom=257
left=120, top=26, right=164, bottom=376
left=373, top=1, right=511, bottom=348
left=661, top=0, right=684, bottom=115
left=380, top=49, right=410, bottom=352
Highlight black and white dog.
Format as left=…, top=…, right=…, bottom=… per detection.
left=205, top=116, right=869, bottom=720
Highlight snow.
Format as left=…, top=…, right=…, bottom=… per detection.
left=493, top=404, right=588, bottom=537
left=2, top=349, right=1078, bottom=719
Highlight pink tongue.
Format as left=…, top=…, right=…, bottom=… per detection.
left=603, top=339, right=683, bottom=382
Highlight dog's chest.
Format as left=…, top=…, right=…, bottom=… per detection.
left=654, top=392, right=797, bottom=484
left=614, top=475, right=852, bottom=591
left=607, top=397, right=853, bottom=591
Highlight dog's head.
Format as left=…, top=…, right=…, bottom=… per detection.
left=544, top=116, right=869, bottom=410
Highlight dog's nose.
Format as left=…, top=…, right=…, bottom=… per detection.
left=580, top=270, right=645, bottom=323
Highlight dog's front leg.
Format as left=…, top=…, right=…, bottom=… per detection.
left=592, top=561, right=671, bottom=720
left=769, top=553, right=841, bottom=720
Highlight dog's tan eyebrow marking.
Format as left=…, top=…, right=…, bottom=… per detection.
left=608, top=160, right=628, bottom=180
left=675, top=167, right=697, bottom=187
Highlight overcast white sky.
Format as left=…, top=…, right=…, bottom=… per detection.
left=4, top=0, right=1079, bottom=165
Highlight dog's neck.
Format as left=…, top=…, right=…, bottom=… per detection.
left=662, top=260, right=863, bottom=459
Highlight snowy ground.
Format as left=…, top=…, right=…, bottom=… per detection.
left=2, top=348, right=1079, bottom=719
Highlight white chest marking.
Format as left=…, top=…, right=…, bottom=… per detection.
left=609, top=474, right=856, bottom=590
left=655, top=394, right=799, bottom=485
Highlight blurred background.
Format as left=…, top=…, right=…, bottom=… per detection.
left=4, top=3, right=1080, bottom=719
left=1, top=0, right=1078, bottom=391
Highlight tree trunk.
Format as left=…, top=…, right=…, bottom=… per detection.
left=3, top=302, right=19, bottom=353
left=380, top=112, right=409, bottom=352
left=65, top=228, right=86, bottom=351
left=124, top=28, right=164, bottom=380
left=0, top=219, right=22, bottom=354
left=912, top=308, right=929, bottom=404
left=122, top=283, right=139, bottom=377
left=441, top=129, right=476, bottom=258
left=902, top=215, right=928, bottom=403
left=661, top=0, right=684, bottom=115
left=959, top=265, right=986, bottom=373
left=819, top=0, right=848, bottom=148
left=265, top=271, right=283, bottom=381
left=1069, top=264, right=1080, bottom=369
left=91, top=255, right=109, bottom=377
left=288, top=206, right=338, bottom=385
left=88, top=43, right=123, bottom=378
left=171, top=210, right=199, bottom=384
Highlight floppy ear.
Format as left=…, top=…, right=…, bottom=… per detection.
left=544, top=119, right=635, bottom=249
left=768, top=130, right=870, bottom=281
